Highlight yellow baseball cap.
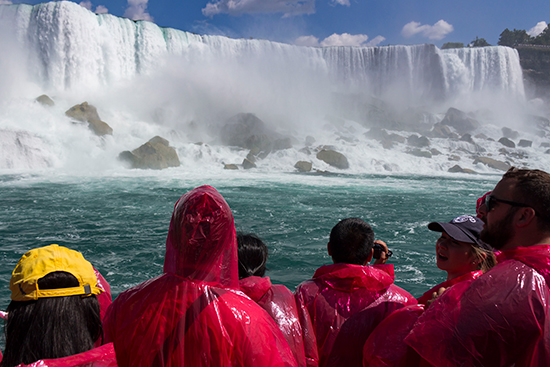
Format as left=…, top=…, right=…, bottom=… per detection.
left=10, top=244, right=103, bottom=301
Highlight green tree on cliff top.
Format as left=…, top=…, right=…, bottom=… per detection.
left=533, top=25, right=550, bottom=45
left=498, top=28, right=533, bottom=47
left=471, top=37, right=491, bottom=47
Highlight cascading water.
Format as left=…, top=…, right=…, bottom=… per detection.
left=0, top=0, right=544, bottom=174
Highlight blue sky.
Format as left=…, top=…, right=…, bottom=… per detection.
left=4, top=0, right=550, bottom=47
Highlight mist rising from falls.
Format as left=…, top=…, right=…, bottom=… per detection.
left=0, top=1, right=545, bottom=175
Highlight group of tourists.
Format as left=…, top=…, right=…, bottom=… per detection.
left=1, top=167, right=550, bottom=367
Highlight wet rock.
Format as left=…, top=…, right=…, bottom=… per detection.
left=36, top=95, right=54, bottom=107
left=460, top=133, right=474, bottom=144
left=316, top=149, right=349, bottom=169
left=219, top=113, right=285, bottom=158
left=448, top=155, right=461, bottom=161
left=407, top=134, right=430, bottom=147
left=118, top=136, right=180, bottom=170
left=448, top=165, right=477, bottom=174
left=518, top=139, right=532, bottom=147
left=473, top=157, right=511, bottom=171
left=475, top=133, right=489, bottom=140
left=430, top=148, right=442, bottom=156
left=294, top=161, right=312, bottom=172
left=430, top=122, right=454, bottom=138
left=224, top=164, right=238, bottom=170
left=440, top=107, right=480, bottom=134
left=305, top=136, right=316, bottom=146
left=541, top=142, right=550, bottom=148
left=498, top=137, right=516, bottom=148
left=501, top=127, right=519, bottom=139
left=65, top=102, right=113, bottom=136
left=242, top=158, right=257, bottom=169
left=408, top=149, right=432, bottom=158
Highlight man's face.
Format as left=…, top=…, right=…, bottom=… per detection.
left=479, top=179, right=517, bottom=250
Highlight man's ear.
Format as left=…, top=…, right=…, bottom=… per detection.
left=516, top=207, right=537, bottom=228
left=327, top=242, right=332, bottom=256
left=364, top=248, right=374, bottom=265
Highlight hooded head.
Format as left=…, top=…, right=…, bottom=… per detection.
left=163, top=185, right=238, bottom=288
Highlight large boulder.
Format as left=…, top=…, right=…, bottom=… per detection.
left=219, top=113, right=286, bottom=157
left=407, top=134, right=430, bottom=148
left=36, top=95, right=54, bottom=107
left=316, top=149, right=349, bottom=169
left=498, top=137, right=516, bottom=148
left=65, top=102, right=113, bottom=136
left=473, top=157, right=511, bottom=171
left=295, top=161, right=313, bottom=172
left=119, top=136, right=180, bottom=170
left=448, top=165, right=477, bottom=174
left=440, top=107, right=480, bottom=134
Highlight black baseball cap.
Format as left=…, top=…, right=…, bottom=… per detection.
left=428, top=215, right=493, bottom=251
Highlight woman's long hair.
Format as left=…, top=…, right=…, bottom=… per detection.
left=1, top=271, right=102, bottom=367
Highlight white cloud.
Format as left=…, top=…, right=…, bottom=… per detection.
left=0, top=0, right=13, bottom=4
left=528, top=21, right=548, bottom=37
left=294, top=35, right=320, bottom=47
left=294, top=33, right=384, bottom=47
left=124, top=0, right=153, bottom=21
left=330, top=0, right=350, bottom=5
left=321, top=33, right=369, bottom=46
left=95, top=5, right=108, bottom=14
left=79, top=0, right=92, bottom=10
left=402, top=20, right=453, bottom=40
left=202, top=0, right=315, bottom=17
left=366, top=35, right=385, bottom=47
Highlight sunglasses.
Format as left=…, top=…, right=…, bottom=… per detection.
left=485, top=193, right=536, bottom=214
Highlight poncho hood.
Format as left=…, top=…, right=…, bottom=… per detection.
left=239, top=276, right=272, bottom=302
left=312, top=263, right=395, bottom=292
left=163, top=185, right=238, bottom=289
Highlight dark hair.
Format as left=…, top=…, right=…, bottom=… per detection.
left=1, top=272, right=102, bottom=367
left=328, top=218, right=374, bottom=265
left=503, top=167, right=550, bottom=231
left=237, top=233, right=268, bottom=279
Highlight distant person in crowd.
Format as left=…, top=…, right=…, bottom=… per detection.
left=103, top=185, right=298, bottom=367
left=416, top=214, right=496, bottom=304
left=237, top=233, right=319, bottom=367
left=363, top=214, right=497, bottom=367
left=295, top=218, right=416, bottom=367
left=405, top=167, right=550, bottom=366
left=1, top=244, right=115, bottom=367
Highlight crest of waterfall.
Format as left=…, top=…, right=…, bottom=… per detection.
left=0, top=1, right=540, bottom=174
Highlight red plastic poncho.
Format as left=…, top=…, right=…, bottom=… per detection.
left=405, top=245, right=550, bottom=367
left=239, top=276, right=319, bottom=367
left=363, top=271, right=482, bottom=367
left=94, top=268, right=112, bottom=322
left=295, top=263, right=416, bottom=367
left=13, top=343, right=117, bottom=367
left=103, top=185, right=298, bottom=367
left=416, top=270, right=482, bottom=305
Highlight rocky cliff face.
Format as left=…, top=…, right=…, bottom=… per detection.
left=517, top=46, right=550, bottom=100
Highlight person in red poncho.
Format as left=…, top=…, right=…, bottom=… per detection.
left=416, top=214, right=496, bottom=305
left=405, top=167, right=550, bottom=366
left=363, top=214, right=496, bottom=367
left=237, top=233, right=319, bottom=367
left=295, top=218, right=416, bottom=367
left=103, top=185, right=298, bottom=367
left=1, top=244, right=116, bottom=367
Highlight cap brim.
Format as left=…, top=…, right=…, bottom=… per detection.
left=428, top=221, right=477, bottom=244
